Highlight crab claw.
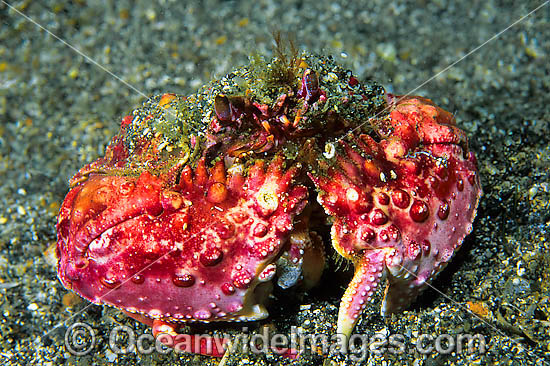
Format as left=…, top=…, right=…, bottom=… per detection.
left=57, top=171, right=164, bottom=282
left=57, top=154, right=309, bottom=352
left=383, top=95, right=469, bottom=157
left=310, top=96, right=481, bottom=337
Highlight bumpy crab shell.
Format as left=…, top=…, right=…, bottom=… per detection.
left=56, top=53, right=481, bottom=351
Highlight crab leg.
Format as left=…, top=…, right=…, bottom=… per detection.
left=121, top=312, right=300, bottom=359
left=336, top=249, right=385, bottom=337
left=153, top=319, right=228, bottom=357
left=121, top=311, right=228, bottom=357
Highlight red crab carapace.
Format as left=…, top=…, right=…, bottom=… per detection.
left=56, top=53, right=481, bottom=357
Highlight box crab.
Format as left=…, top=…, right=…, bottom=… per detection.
left=56, top=53, right=481, bottom=357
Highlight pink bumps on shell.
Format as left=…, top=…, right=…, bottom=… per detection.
left=56, top=152, right=309, bottom=326
left=56, top=55, right=481, bottom=356
left=311, top=95, right=481, bottom=337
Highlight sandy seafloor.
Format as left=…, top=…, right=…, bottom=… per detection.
left=1, top=0, right=549, bottom=365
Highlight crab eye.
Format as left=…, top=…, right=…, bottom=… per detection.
left=303, top=69, right=319, bottom=102
left=214, top=94, right=232, bottom=122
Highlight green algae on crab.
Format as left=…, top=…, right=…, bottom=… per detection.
left=104, top=53, right=387, bottom=180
